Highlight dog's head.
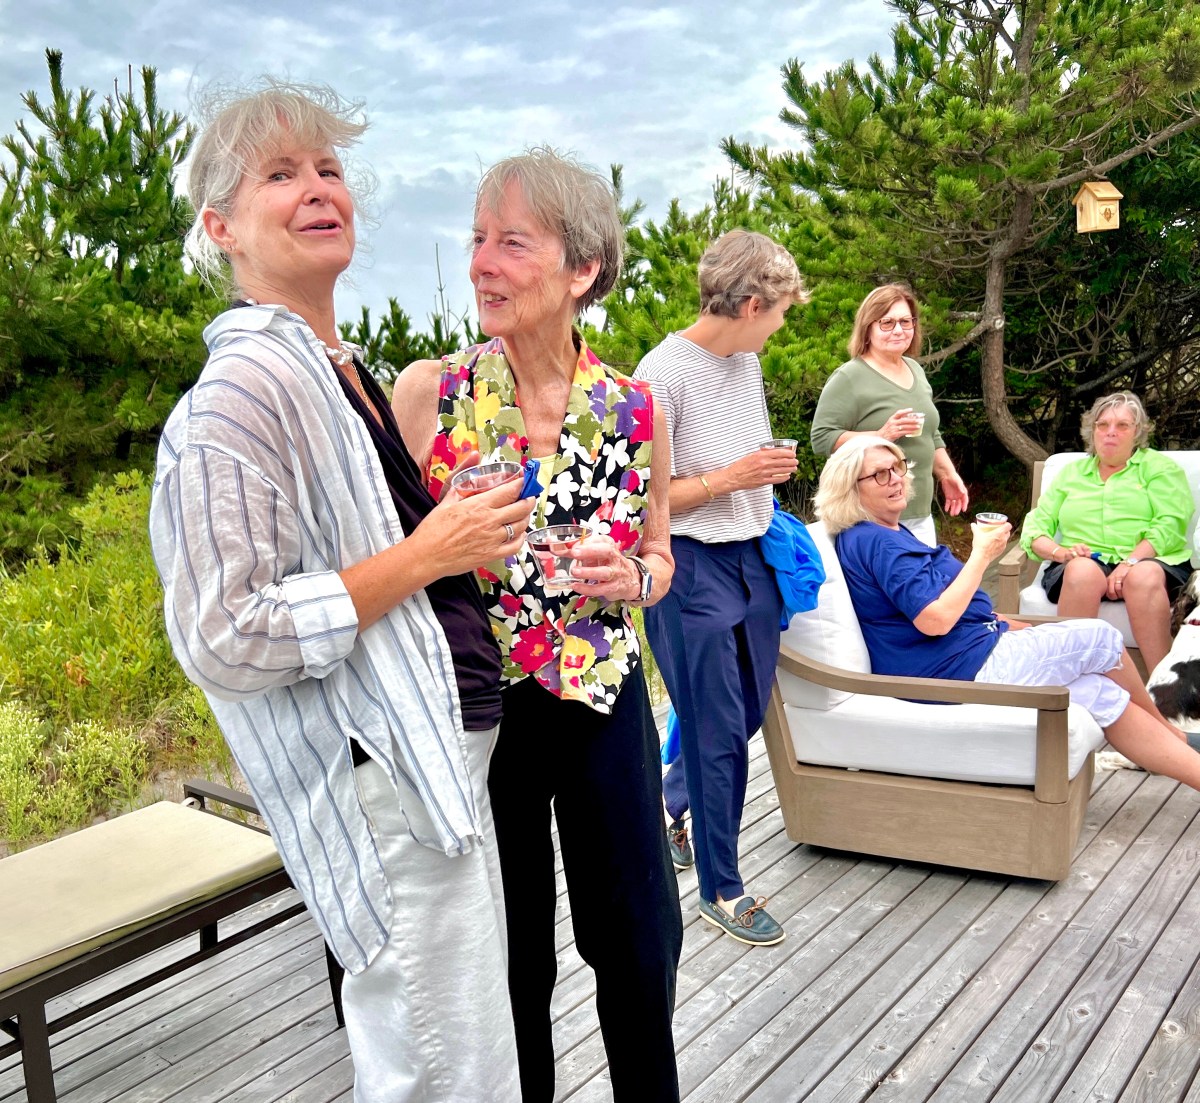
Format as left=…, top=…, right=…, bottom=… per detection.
left=1171, top=568, right=1200, bottom=636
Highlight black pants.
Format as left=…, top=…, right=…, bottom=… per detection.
left=489, top=666, right=683, bottom=1102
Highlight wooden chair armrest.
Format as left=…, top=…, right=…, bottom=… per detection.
left=996, top=543, right=1033, bottom=613
left=776, top=642, right=1070, bottom=710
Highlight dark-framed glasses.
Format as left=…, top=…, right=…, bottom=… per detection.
left=876, top=317, right=915, bottom=332
left=858, top=461, right=909, bottom=486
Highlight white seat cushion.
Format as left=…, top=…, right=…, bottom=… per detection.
left=779, top=522, right=870, bottom=711
left=786, top=696, right=1104, bottom=786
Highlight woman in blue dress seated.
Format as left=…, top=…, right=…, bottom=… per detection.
left=813, top=435, right=1200, bottom=787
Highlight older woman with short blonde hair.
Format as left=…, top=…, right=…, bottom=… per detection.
left=1021, top=391, right=1191, bottom=673
left=811, top=283, right=968, bottom=546
left=819, top=435, right=1200, bottom=791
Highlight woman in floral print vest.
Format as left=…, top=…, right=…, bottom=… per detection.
left=392, top=148, right=682, bottom=1103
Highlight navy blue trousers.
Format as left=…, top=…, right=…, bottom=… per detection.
left=489, top=665, right=683, bottom=1103
left=646, top=536, right=782, bottom=904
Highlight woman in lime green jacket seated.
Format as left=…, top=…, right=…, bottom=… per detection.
left=1020, top=392, right=1192, bottom=674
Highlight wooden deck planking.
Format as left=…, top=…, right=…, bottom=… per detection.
left=5, top=741, right=1200, bottom=1102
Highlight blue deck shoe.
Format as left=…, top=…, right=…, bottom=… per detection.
left=668, top=819, right=694, bottom=870
left=699, top=895, right=785, bottom=946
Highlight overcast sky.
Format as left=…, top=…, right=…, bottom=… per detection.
left=3, top=0, right=895, bottom=329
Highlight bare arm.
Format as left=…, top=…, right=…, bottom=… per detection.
left=667, top=446, right=799, bottom=515
left=391, top=358, right=444, bottom=477
left=341, top=480, right=534, bottom=632
left=912, top=522, right=1010, bottom=635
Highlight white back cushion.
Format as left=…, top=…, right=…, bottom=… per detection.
left=778, top=521, right=870, bottom=711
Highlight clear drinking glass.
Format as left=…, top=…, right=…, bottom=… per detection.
left=450, top=461, right=522, bottom=497
left=526, top=524, right=590, bottom=592
left=974, top=512, right=1008, bottom=532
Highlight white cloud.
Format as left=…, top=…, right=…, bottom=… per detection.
left=0, top=0, right=896, bottom=324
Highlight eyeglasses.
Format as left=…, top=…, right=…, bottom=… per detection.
left=876, top=317, right=915, bottom=332
left=858, top=461, right=909, bottom=486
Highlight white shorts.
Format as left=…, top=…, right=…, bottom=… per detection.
left=975, top=619, right=1129, bottom=728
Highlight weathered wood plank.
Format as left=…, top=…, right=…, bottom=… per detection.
left=1029, top=839, right=1200, bottom=1101
left=685, top=869, right=965, bottom=1101
left=862, top=769, right=1169, bottom=1102
left=928, top=778, right=1195, bottom=1101
left=220, top=1030, right=351, bottom=1103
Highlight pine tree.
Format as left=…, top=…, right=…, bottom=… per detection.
left=725, top=0, right=1200, bottom=464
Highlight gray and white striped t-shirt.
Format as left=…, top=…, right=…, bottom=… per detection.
left=634, top=332, right=775, bottom=543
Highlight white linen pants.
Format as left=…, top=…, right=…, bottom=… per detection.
left=975, top=619, right=1129, bottom=727
left=342, top=726, right=519, bottom=1102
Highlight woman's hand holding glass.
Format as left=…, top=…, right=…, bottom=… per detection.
left=879, top=408, right=924, bottom=442
left=418, top=474, right=533, bottom=577
left=968, top=517, right=1011, bottom=564
left=722, top=445, right=799, bottom=491
left=561, top=534, right=641, bottom=602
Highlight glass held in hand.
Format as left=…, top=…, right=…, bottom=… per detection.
left=759, top=438, right=798, bottom=453
left=526, top=524, right=590, bottom=593
left=450, top=461, right=523, bottom=497
left=974, top=512, right=1008, bottom=533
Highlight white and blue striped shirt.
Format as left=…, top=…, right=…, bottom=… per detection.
left=150, top=304, right=482, bottom=973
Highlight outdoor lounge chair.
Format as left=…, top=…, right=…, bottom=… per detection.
left=761, top=520, right=1106, bottom=881
left=995, top=449, right=1200, bottom=673
left=0, top=781, right=344, bottom=1103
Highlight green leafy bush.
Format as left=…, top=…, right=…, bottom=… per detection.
left=0, top=470, right=231, bottom=843
left=0, top=701, right=147, bottom=846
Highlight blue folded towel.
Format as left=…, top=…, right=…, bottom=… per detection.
left=518, top=458, right=543, bottom=500
left=760, top=499, right=826, bottom=628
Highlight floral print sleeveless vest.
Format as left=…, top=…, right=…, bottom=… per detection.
left=429, top=335, right=654, bottom=712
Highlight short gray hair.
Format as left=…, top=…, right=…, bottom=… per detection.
left=814, top=435, right=912, bottom=536
left=698, top=230, right=809, bottom=318
left=476, top=147, right=623, bottom=313
left=1080, top=391, right=1153, bottom=454
left=184, top=79, right=369, bottom=297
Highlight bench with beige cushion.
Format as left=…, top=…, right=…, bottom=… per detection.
left=761, top=521, right=1106, bottom=881
left=0, top=787, right=342, bottom=1103
left=996, top=450, right=1200, bottom=670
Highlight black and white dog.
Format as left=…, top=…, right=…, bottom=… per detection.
left=1147, top=569, right=1200, bottom=733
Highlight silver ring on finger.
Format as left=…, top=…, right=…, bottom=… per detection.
left=503, top=522, right=515, bottom=542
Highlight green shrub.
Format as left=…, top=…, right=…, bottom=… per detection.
left=0, top=470, right=189, bottom=725
left=0, top=701, right=148, bottom=845
left=0, top=470, right=235, bottom=844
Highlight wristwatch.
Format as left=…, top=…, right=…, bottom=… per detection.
left=1122, top=556, right=1141, bottom=566
left=628, top=555, right=653, bottom=603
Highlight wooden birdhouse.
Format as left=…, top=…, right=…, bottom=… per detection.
left=1072, top=181, right=1124, bottom=233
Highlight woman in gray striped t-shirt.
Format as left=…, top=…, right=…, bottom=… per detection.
left=634, top=230, right=809, bottom=947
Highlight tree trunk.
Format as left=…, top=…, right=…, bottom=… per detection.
left=980, top=191, right=1049, bottom=468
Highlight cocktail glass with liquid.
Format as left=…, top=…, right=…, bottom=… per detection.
left=526, top=524, right=589, bottom=592
left=450, top=461, right=523, bottom=497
